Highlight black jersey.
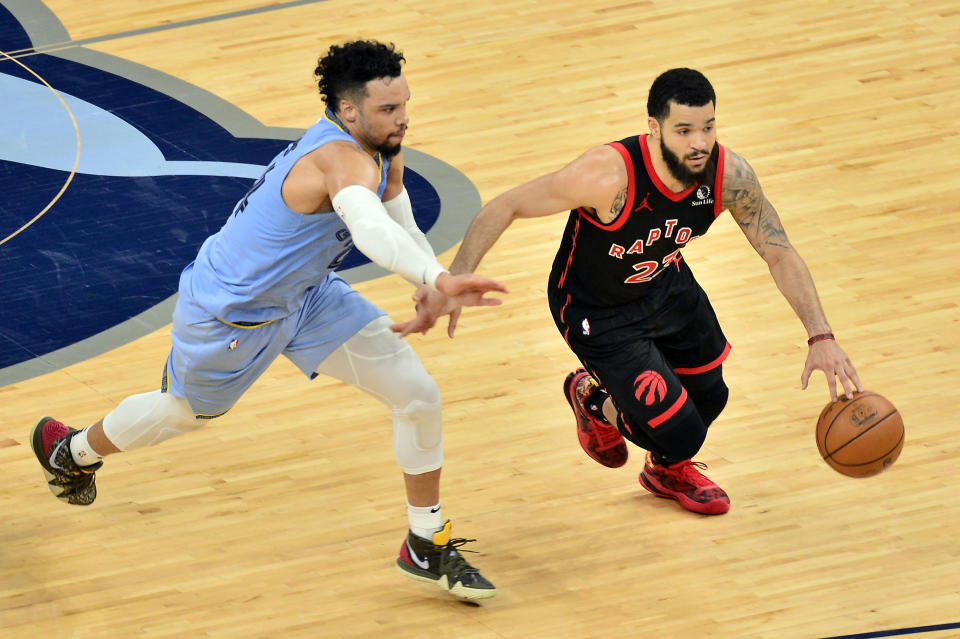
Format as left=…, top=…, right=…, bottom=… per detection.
left=548, top=134, right=726, bottom=308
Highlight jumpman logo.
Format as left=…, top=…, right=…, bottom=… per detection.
left=633, top=192, right=653, bottom=213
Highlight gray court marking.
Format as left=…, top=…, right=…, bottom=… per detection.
left=0, top=0, right=481, bottom=387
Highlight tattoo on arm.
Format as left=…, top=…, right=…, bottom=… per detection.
left=610, top=186, right=628, bottom=216
left=722, top=150, right=791, bottom=257
left=609, top=186, right=628, bottom=220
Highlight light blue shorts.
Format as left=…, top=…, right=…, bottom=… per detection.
left=162, top=273, right=384, bottom=418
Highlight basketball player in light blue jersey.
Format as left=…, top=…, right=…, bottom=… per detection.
left=30, top=40, right=506, bottom=601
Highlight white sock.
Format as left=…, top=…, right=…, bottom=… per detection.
left=407, top=502, right=442, bottom=540
left=69, top=427, right=102, bottom=467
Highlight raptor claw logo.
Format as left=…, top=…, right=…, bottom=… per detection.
left=634, top=370, right=667, bottom=406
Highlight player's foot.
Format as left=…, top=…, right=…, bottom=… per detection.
left=396, top=521, right=497, bottom=600
left=30, top=417, right=102, bottom=506
left=564, top=368, right=628, bottom=468
left=639, top=452, right=730, bottom=515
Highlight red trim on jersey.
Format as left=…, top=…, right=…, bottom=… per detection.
left=673, top=341, right=732, bottom=375
left=557, top=216, right=581, bottom=288
left=640, top=135, right=697, bottom=202
left=560, top=293, right=572, bottom=342
left=713, top=144, right=726, bottom=218
left=575, top=141, right=636, bottom=232
left=648, top=387, right=688, bottom=428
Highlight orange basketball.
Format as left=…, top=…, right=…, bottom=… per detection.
left=815, top=391, right=904, bottom=477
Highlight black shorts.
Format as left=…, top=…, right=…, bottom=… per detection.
left=549, top=263, right=730, bottom=438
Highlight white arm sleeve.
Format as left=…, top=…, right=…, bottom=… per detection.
left=332, top=184, right=447, bottom=288
left=382, top=187, right=436, bottom=258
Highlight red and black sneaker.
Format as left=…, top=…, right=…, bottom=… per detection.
left=639, top=452, right=730, bottom=515
left=563, top=368, right=628, bottom=468
left=30, top=417, right=102, bottom=506
left=396, top=521, right=496, bottom=600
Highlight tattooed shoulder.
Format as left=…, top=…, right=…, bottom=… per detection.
left=722, top=149, right=791, bottom=254
left=721, top=150, right=763, bottom=221
left=609, top=186, right=628, bottom=220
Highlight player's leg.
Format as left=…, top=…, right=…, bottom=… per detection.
left=283, top=279, right=495, bottom=600
left=548, top=292, right=630, bottom=467
left=30, top=297, right=289, bottom=506
left=628, top=287, right=731, bottom=514
left=678, top=365, right=729, bottom=428
left=586, top=343, right=730, bottom=515
left=562, top=366, right=629, bottom=468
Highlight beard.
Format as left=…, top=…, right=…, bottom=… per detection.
left=376, top=140, right=403, bottom=158
left=660, top=137, right=715, bottom=188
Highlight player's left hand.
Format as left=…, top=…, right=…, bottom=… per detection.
left=434, top=272, right=508, bottom=307
left=801, top=338, right=863, bottom=402
left=390, top=286, right=461, bottom=338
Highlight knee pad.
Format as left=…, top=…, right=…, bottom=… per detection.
left=315, top=317, right=444, bottom=474
left=393, top=396, right=443, bottom=475
left=102, top=390, right=202, bottom=450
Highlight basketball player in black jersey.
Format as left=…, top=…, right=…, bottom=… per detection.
left=402, top=68, right=862, bottom=515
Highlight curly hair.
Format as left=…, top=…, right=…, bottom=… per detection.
left=647, top=68, right=716, bottom=122
left=314, top=40, right=405, bottom=113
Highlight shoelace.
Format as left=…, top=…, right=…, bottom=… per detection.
left=673, top=460, right=712, bottom=488
left=437, top=537, right=481, bottom=574
left=593, top=422, right=623, bottom=450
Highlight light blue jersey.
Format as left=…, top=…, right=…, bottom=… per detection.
left=165, top=110, right=391, bottom=417
left=182, top=109, right=390, bottom=323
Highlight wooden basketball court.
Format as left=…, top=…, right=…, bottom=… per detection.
left=3, top=1, right=959, bottom=637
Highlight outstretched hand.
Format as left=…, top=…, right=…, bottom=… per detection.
left=389, top=273, right=507, bottom=339
left=390, top=287, right=461, bottom=338
left=801, top=339, right=863, bottom=402
left=434, top=271, right=508, bottom=307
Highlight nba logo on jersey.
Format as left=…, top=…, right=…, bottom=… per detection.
left=582, top=318, right=591, bottom=336
left=228, top=339, right=239, bottom=351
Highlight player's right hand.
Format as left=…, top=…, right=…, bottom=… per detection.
left=391, top=286, right=461, bottom=338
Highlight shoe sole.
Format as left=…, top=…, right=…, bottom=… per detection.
left=564, top=370, right=628, bottom=468
left=395, top=562, right=497, bottom=600
left=639, top=471, right=730, bottom=515
left=30, top=416, right=69, bottom=502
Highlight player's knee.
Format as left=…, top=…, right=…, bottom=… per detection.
left=695, top=379, right=728, bottom=426
left=360, top=335, right=440, bottom=410
left=103, top=390, right=202, bottom=450
left=680, top=367, right=728, bottom=427
left=647, top=404, right=709, bottom=462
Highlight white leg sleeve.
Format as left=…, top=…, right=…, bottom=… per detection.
left=314, top=315, right=443, bottom=475
left=102, top=390, right=203, bottom=451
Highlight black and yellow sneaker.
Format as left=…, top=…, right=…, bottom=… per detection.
left=30, top=417, right=102, bottom=506
left=396, top=520, right=496, bottom=600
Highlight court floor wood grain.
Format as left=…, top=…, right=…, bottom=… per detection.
left=3, top=1, right=959, bottom=637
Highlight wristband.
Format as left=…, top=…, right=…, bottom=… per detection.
left=807, top=332, right=835, bottom=346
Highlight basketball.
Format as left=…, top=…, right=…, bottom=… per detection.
left=815, top=391, right=904, bottom=477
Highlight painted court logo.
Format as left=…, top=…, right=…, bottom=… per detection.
left=0, top=5, right=479, bottom=387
